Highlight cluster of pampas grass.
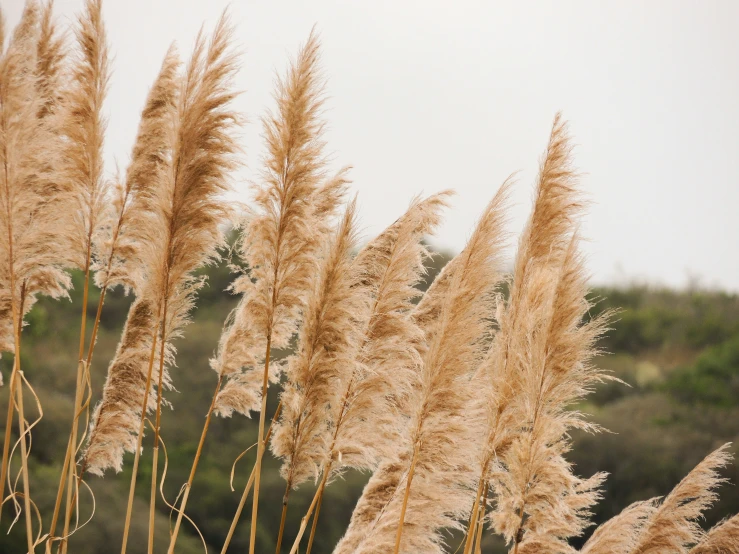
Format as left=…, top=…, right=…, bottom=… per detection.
left=0, top=2, right=737, bottom=554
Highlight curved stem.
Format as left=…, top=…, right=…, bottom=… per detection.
left=0, top=362, right=18, bottom=523
left=220, top=401, right=281, bottom=554
left=6, top=277, right=33, bottom=553
left=167, top=374, right=224, bottom=554
left=16, top=370, right=35, bottom=553
left=60, top=256, right=92, bottom=550
left=48, top=285, right=109, bottom=552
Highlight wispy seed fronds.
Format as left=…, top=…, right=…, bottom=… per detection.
left=93, top=46, right=181, bottom=293
left=330, top=192, right=452, bottom=474
left=83, top=49, right=181, bottom=474
left=214, top=30, right=346, bottom=418
left=0, top=1, right=71, bottom=354
left=270, top=200, right=365, bottom=488
left=581, top=500, right=658, bottom=554
left=350, top=183, right=510, bottom=554
left=631, top=444, right=732, bottom=554
left=84, top=14, right=239, bottom=473
left=489, top=116, right=611, bottom=552
left=689, top=514, right=739, bottom=554
left=63, top=0, right=110, bottom=269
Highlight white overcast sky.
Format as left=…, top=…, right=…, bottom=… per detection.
left=6, top=1, right=739, bottom=290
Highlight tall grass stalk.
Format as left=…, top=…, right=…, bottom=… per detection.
left=58, top=261, right=91, bottom=554
left=463, top=476, right=488, bottom=554
left=15, top=368, right=35, bottom=553
left=304, top=475, right=325, bottom=554
left=288, top=468, right=329, bottom=554
left=120, top=329, right=160, bottom=554
left=472, top=483, right=488, bottom=554
left=166, top=374, right=223, bottom=553
left=147, top=304, right=170, bottom=554
left=220, top=402, right=281, bottom=554
left=249, top=336, right=272, bottom=554
left=393, top=439, right=420, bottom=554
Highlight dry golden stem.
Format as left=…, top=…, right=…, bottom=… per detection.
left=248, top=334, right=273, bottom=554
left=47, top=404, right=75, bottom=552
left=120, top=327, right=161, bottom=554
left=288, top=468, right=330, bottom=554
left=167, top=374, right=224, bottom=554
left=6, top=271, right=33, bottom=553
left=59, top=255, right=92, bottom=554
left=275, top=481, right=291, bottom=554
left=394, top=440, right=420, bottom=554
left=473, top=482, right=489, bottom=554
left=463, top=476, right=487, bottom=554
left=0, top=361, right=18, bottom=522
left=57, top=360, right=85, bottom=554
left=304, top=477, right=325, bottom=554
left=48, top=283, right=109, bottom=553
left=220, top=402, right=281, bottom=554
left=148, top=304, right=169, bottom=554
left=0, top=178, right=19, bottom=527
left=16, top=370, right=35, bottom=553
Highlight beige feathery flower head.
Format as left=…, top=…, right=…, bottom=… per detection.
left=0, top=1, right=73, bottom=356
left=84, top=13, right=240, bottom=474
left=214, top=30, right=347, bottom=418
left=343, top=182, right=510, bottom=554
left=270, top=199, right=365, bottom=488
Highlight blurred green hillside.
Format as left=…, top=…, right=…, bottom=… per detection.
left=0, top=249, right=737, bottom=553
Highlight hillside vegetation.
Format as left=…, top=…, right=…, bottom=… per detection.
left=1, top=252, right=737, bottom=553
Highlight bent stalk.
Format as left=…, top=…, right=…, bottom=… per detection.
left=220, top=402, right=281, bottom=554
left=289, top=466, right=330, bottom=554
left=16, top=369, right=35, bottom=553
left=167, top=374, right=224, bottom=554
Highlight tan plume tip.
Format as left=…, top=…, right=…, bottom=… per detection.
left=0, top=0, right=74, bottom=355
left=93, top=45, right=181, bottom=293
left=63, top=0, right=111, bottom=270
left=689, top=514, right=739, bottom=554
left=213, top=29, right=344, bottom=418
left=581, top=500, right=658, bottom=554
left=631, top=443, right=733, bottom=554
